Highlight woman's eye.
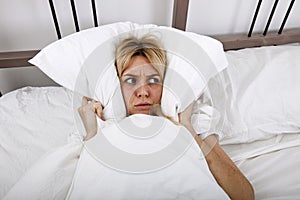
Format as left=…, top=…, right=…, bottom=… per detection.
left=149, top=77, right=160, bottom=84
left=124, top=78, right=136, bottom=84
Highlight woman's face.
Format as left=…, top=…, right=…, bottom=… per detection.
left=120, top=55, right=163, bottom=115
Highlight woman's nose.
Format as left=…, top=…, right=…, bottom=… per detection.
left=136, top=84, right=149, bottom=97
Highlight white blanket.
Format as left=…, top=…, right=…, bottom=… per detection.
left=0, top=87, right=74, bottom=198
left=3, top=116, right=229, bottom=199
left=3, top=140, right=82, bottom=200
left=2, top=86, right=300, bottom=199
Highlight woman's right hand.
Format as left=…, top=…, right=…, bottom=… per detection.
left=78, top=96, right=104, bottom=141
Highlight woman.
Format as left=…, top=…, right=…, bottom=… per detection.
left=78, top=34, right=254, bottom=200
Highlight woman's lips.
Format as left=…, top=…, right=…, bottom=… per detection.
left=135, top=103, right=151, bottom=110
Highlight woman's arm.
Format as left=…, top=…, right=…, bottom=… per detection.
left=195, top=134, right=254, bottom=200
left=180, top=102, right=255, bottom=200
left=78, top=96, right=104, bottom=141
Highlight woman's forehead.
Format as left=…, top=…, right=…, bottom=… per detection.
left=123, top=56, right=159, bottom=76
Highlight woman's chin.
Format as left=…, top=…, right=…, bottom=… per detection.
left=130, top=109, right=151, bottom=115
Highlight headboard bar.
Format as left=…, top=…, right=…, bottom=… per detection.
left=48, top=0, right=62, bottom=39
left=263, top=0, right=279, bottom=36
left=279, top=0, right=295, bottom=34
left=48, top=0, right=99, bottom=39
left=172, top=0, right=190, bottom=31
left=1, top=27, right=299, bottom=68
left=70, top=0, right=80, bottom=32
left=213, top=28, right=300, bottom=50
left=0, top=50, right=39, bottom=68
left=248, top=0, right=263, bottom=37
left=91, top=0, right=99, bottom=27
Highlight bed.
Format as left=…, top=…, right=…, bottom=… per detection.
left=1, top=0, right=300, bottom=199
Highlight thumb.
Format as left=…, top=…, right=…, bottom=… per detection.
left=179, top=101, right=195, bottom=124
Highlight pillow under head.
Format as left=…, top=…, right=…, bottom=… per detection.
left=29, top=22, right=228, bottom=136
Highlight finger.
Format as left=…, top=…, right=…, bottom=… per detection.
left=183, top=101, right=196, bottom=115
left=178, top=112, right=182, bottom=123
left=186, top=101, right=196, bottom=111
left=82, top=96, right=89, bottom=106
left=91, top=101, right=102, bottom=116
left=86, top=97, right=93, bottom=101
left=178, top=101, right=196, bottom=123
left=95, top=104, right=103, bottom=115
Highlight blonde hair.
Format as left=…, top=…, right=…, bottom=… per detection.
left=115, top=34, right=167, bottom=78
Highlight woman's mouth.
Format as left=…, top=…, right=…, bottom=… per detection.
left=135, top=103, right=151, bottom=110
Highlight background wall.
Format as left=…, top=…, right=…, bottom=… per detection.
left=0, top=0, right=173, bottom=51
left=0, top=0, right=299, bottom=94
left=187, top=0, right=299, bottom=35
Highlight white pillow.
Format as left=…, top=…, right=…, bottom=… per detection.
left=221, top=45, right=300, bottom=144
left=29, top=22, right=151, bottom=92
left=29, top=22, right=228, bottom=136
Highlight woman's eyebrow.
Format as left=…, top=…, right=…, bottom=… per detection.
left=146, top=73, right=160, bottom=78
left=122, top=73, right=160, bottom=77
left=122, top=73, right=138, bottom=77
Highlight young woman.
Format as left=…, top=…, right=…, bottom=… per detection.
left=78, top=34, right=254, bottom=200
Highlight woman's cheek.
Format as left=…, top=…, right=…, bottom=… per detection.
left=152, top=85, right=163, bottom=101
left=122, top=86, right=135, bottom=104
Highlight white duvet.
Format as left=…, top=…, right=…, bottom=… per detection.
left=0, top=87, right=74, bottom=198
left=1, top=87, right=229, bottom=199
left=1, top=85, right=300, bottom=199
left=3, top=120, right=229, bottom=200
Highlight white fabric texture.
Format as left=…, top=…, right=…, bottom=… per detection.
left=1, top=73, right=300, bottom=199
left=220, top=45, right=300, bottom=144
left=2, top=140, right=83, bottom=200
left=235, top=145, right=300, bottom=199
left=0, top=86, right=74, bottom=199
left=66, top=150, right=229, bottom=200
left=1, top=88, right=229, bottom=199
left=66, top=116, right=229, bottom=199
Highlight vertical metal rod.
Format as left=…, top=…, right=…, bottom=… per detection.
left=91, top=0, right=98, bottom=27
left=70, top=0, right=80, bottom=32
left=248, top=0, right=263, bottom=37
left=278, top=0, right=295, bottom=34
left=263, top=0, right=279, bottom=36
left=48, top=0, right=62, bottom=39
left=172, top=0, right=190, bottom=31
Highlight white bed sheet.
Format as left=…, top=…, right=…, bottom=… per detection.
left=236, top=145, right=300, bottom=200
left=1, top=86, right=300, bottom=199
left=0, top=86, right=75, bottom=198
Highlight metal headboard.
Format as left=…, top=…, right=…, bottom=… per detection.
left=1, top=0, right=300, bottom=68
left=0, top=0, right=100, bottom=68
left=48, top=0, right=99, bottom=39
left=171, top=0, right=300, bottom=50
left=248, top=0, right=295, bottom=37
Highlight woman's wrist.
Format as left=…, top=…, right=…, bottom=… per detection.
left=182, top=121, right=196, bottom=135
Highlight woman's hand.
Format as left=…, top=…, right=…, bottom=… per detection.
left=178, top=101, right=196, bottom=136
left=150, top=102, right=196, bottom=132
left=78, top=96, right=104, bottom=141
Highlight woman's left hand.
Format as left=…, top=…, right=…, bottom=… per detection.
left=150, top=102, right=196, bottom=134
left=178, top=101, right=196, bottom=135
